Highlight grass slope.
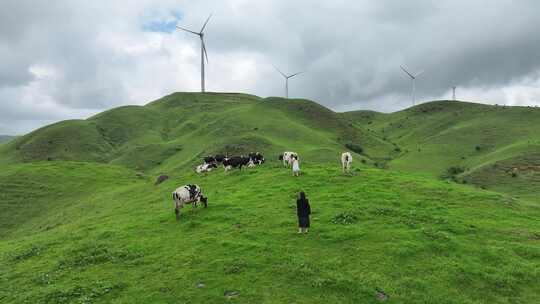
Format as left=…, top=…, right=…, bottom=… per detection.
left=1, top=161, right=539, bottom=303
left=343, top=100, right=540, bottom=199
left=1, top=93, right=540, bottom=303
left=0, top=93, right=393, bottom=171
left=0, top=135, right=16, bottom=144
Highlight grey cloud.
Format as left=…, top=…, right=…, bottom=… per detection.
left=1, top=0, right=540, bottom=135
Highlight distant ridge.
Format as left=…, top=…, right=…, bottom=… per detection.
left=0, top=135, right=16, bottom=144
left=1, top=94, right=539, bottom=198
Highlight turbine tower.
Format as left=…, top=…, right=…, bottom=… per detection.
left=452, top=86, right=457, bottom=101
left=400, top=65, right=424, bottom=106
left=177, top=14, right=212, bottom=92
left=273, top=65, right=304, bottom=98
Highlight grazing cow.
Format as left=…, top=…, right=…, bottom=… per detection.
left=196, top=163, right=218, bottom=173
left=214, top=154, right=226, bottom=163
left=172, top=184, right=208, bottom=219
left=341, top=152, right=353, bottom=173
left=204, top=156, right=216, bottom=164
left=279, top=151, right=298, bottom=167
left=222, top=156, right=250, bottom=171
left=248, top=152, right=265, bottom=165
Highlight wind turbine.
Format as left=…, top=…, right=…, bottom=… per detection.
left=272, top=65, right=304, bottom=98
left=452, top=86, right=457, bottom=101
left=400, top=65, right=424, bottom=106
left=176, top=14, right=212, bottom=92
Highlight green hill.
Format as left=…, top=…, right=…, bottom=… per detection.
left=0, top=93, right=393, bottom=170
left=0, top=135, right=16, bottom=144
left=0, top=93, right=539, bottom=303
left=341, top=100, right=540, bottom=200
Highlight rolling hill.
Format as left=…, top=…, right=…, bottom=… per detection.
left=0, top=135, right=16, bottom=144
left=0, top=93, right=539, bottom=303
left=341, top=100, right=540, bottom=200
left=0, top=93, right=394, bottom=171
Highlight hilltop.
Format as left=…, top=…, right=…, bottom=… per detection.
left=342, top=100, right=540, bottom=200
left=0, top=93, right=394, bottom=171
left=2, top=94, right=540, bottom=198
left=0, top=135, right=16, bottom=144
left=0, top=93, right=539, bottom=303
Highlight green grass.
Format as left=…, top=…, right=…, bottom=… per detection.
left=1, top=161, right=539, bottom=303
left=342, top=100, right=540, bottom=198
left=1, top=93, right=540, bottom=303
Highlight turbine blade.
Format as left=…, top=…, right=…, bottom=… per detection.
left=200, top=13, right=213, bottom=33
left=176, top=26, right=200, bottom=35
left=202, top=39, right=209, bottom=63
left=272, top=64, right=287, bottom=78
left=400, top=65, right=415, bottom=79
left=415, top=70, right=424, bottom=78
left=288, top=71, right=304, bottom=78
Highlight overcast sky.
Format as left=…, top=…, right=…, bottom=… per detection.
left=2, top=0, right=540, bottom=135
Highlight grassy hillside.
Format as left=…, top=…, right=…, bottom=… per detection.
left=0, top=135, right=16, bottom=144
left=0, top=93, right=393, bottom=171
left=1, top=161, right=539, bottom=303
left=342, top=100, right=540, bottom=199
left=1, top=93, right=539, bottom=303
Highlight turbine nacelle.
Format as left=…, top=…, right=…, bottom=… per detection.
left=272, top=64, right=305, bottom=98
left=400, top=65, right=425, bottom=106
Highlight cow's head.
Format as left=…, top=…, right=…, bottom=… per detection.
left=278, top=154, right=284, bottom=161
left=199, top=195, right=208, bottom=207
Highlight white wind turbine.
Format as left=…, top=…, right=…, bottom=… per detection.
left=176, top=14, right=212, bottom=92
left=272, top=65, right=304, bottom=98
left=400, top=65, right=424, bottom=106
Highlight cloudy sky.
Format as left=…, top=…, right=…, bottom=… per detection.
left=2, top=0, right=540, bottom=135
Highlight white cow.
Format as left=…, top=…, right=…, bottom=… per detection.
left=279, top=151, right=299, bottom=167
left=341, top=152, right=352, bottom=173
left=196, top=163, right=217, bottom=174
left=172, top=184, right=208, bottom=219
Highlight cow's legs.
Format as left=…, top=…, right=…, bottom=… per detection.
left=175, top=201, right=181, bottom=220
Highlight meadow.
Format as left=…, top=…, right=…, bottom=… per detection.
left=1, top=93, right=539, bottom=303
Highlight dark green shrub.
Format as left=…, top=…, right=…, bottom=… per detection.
left=442, top=166, right=466, bottom=181
left=345, top=143, right=363, bottom=154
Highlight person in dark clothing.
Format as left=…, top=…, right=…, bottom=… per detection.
left=296, top=191, right=311, bottom=233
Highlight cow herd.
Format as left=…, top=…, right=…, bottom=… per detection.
left=196, top=152, right=265, bottom=173
left=172, top=151, right=353, bottom=219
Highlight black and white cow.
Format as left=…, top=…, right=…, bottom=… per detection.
left=222, top=156, right=250, bottom=171
left=204, top=156, right=216, bottom=164
left=196, top=163, right=218, bottom=173
left=249, top=152, right=265, bottom=165
left=214, top=154, right=226, bottom=163
left=172, top=184, right=208, bottom=219
left=204, top=154, right=227, bottom=164
left=279, top=151, right=298, bottom=167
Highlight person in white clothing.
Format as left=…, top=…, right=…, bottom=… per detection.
left=292, top=155, right=300, bottom=176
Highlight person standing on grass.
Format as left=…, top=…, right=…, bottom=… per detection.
left=296, top=191, right=311, bottom=233
left=292, top=155, right=300, bottom=176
